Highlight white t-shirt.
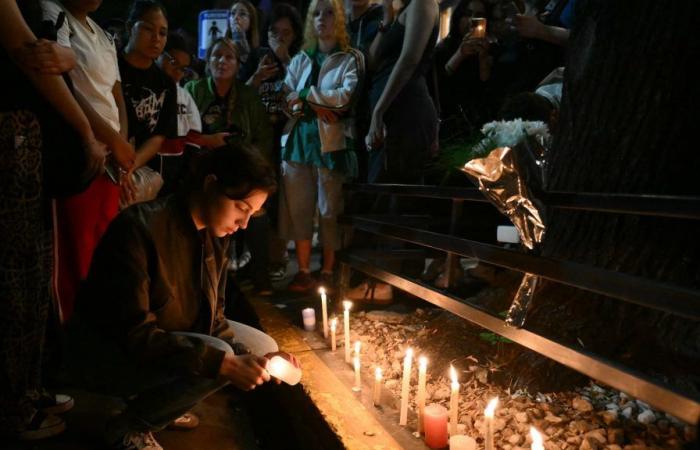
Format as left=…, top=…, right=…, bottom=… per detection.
left=42, top=0, right=122, bottom=132
left=176, top=85, right=202, bottom=137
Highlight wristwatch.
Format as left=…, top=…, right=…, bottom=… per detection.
left=378, top=20, right=391, bottom=33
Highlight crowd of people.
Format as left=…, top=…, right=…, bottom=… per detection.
left=0, top=0, right=573, bottom=447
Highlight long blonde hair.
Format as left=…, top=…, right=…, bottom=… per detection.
left=303, top=0, right=350, bottom=52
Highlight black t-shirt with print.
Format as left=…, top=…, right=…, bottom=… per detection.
left=118, top=53, right=178, bottom=147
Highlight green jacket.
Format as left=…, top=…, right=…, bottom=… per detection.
left=185, top=77, right=273, bottom=163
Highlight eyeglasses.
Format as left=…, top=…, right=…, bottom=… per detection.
left=163, top=51, right=192, bottom=74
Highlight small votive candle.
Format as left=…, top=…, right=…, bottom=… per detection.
left=423, top=403, right=449, bottom=449
left=449, top=435, right=476, bottom=450
left=302, top=308, right=315, bottom=331
left=373, top=367, right=382, bottom=406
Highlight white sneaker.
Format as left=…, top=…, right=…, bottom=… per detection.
left=119, top=431, right=163, bottom=450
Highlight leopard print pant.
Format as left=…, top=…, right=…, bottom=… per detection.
left=0, top=110, right=52, bottom=435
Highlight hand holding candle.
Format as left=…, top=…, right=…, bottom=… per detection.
left=399, top=348, right=413, bottom=426
left=484, top=397, right=499, bottom=450
left=417, top=356, right=428, bottom=433
left=319, top=287, right=329, bottom=338
left=343, top=300, right=352, bottom=363
left=449, top=365, right=460, bottom=436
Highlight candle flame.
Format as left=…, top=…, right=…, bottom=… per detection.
left=405, top=348, right=413, bottom=359
left=267, top=357, right=286, bottom=378
left=343, top=300, right=352, bottom=311
left=485, top=397, right=499, bottom=418
left=354, top=341, right=361, bottom=355
left=530, top=427, right=544, bottom=450
left=330, top=317, right=337, bottom=330
left=375, top=367, right=382, bottom=380
left=450, top=365, right=459, bottom=386
left=419, top=356, right=428, bottom=370
left=318, top=286, right=326, bottom=295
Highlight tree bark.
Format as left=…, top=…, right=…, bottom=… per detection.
left=521, top=0, right=700, bottom=393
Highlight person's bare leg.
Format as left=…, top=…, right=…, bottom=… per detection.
left=321, top=246, right=334, bottom=274
left=295, top=240, right=312, bottom=272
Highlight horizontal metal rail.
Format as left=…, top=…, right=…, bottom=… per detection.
left=339, top=254, right=700, bottom=425
left=339, top=215, right=700, bottom=320
left=344, top=184, right=700, bottom=220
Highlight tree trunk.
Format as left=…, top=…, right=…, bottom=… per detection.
left=520, top=0, right=700, bottom=393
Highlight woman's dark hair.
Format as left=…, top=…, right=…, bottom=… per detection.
left=188, top=143, right=277, bottom=199
left=225, top=0, right=260, bottom=49
left=126, top=0, right=167, bottom=27
left=165, top=32, right=189, bottom=55
left=266, top=3, right=304, bottom=57
left=447, top=0, right=488, bottom=43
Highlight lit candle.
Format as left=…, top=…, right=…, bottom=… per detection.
left=416, top=356, right=428, bottom=434
left=343, top=300, right=352, bottom=363
left=449, top=435, right=476, bottom=450
left=484, top=397, right=499, bottom=450
left=399, top=348, right=413, bottom=426
left=266, top=356, right=302, bottom=385
left=319, top=287, right=329, bottom=339
left=353, top=341, right=362, bottom=392
left=423, top=403, right=449, bottom=449
left=530, top=427, right=544, bottom=450
left=373, top=367, right=382, bottom=406
left=449, top=365, right=459, bottom=436
left=330, top=317, right=337, bottom=352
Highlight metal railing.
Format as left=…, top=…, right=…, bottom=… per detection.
left=338, top=183, right=700, bottom=424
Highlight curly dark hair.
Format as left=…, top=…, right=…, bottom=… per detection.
left=266, top=3, right=304, bottom=57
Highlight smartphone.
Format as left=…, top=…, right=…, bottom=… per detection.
left=471, top=18, right=487, bottom=38
left=104, top=158, right=120, bottom=185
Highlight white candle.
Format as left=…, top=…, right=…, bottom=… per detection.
left=319, top=287, right=329, bottom=339
left=449, top=365, right=459, bottom=436
left=373, top=367, right=382, bottom=406
left=353, top=355, right=361, bottom=391
left=330, top=317, right=337, bottom=352
left=354, top=340, right=361, bottom=357
left=266, top=356, right=302, bottom=385
left=530, top=427, right=544, bottom=450
left=417, top=356, right=428, bottom=433
left=302, top=308, right=315, bottom=331
left=484, top=397, right=498, bottom=450
left=449, top=434, right=476, bottom=450
left=399, top=348, right=413, bottom=426
left=343, top=300, right=352, bottom=363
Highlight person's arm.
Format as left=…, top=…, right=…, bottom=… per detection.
left=113, top=81, right=129, bottom=139
left=367, top=0, right=395, bottom=71
left=1, top=0, right=89, bottom=139
left=367, top=0, right=438, bottom=145
left=246, top=52, right=279, bottom=89
left=305, top=53, right=361, bottom=111
left=134, top=135, right=166, bottom=169
left=513, top=14, right=569, bottom=46
left=74, top=89, right=135, bottom=170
